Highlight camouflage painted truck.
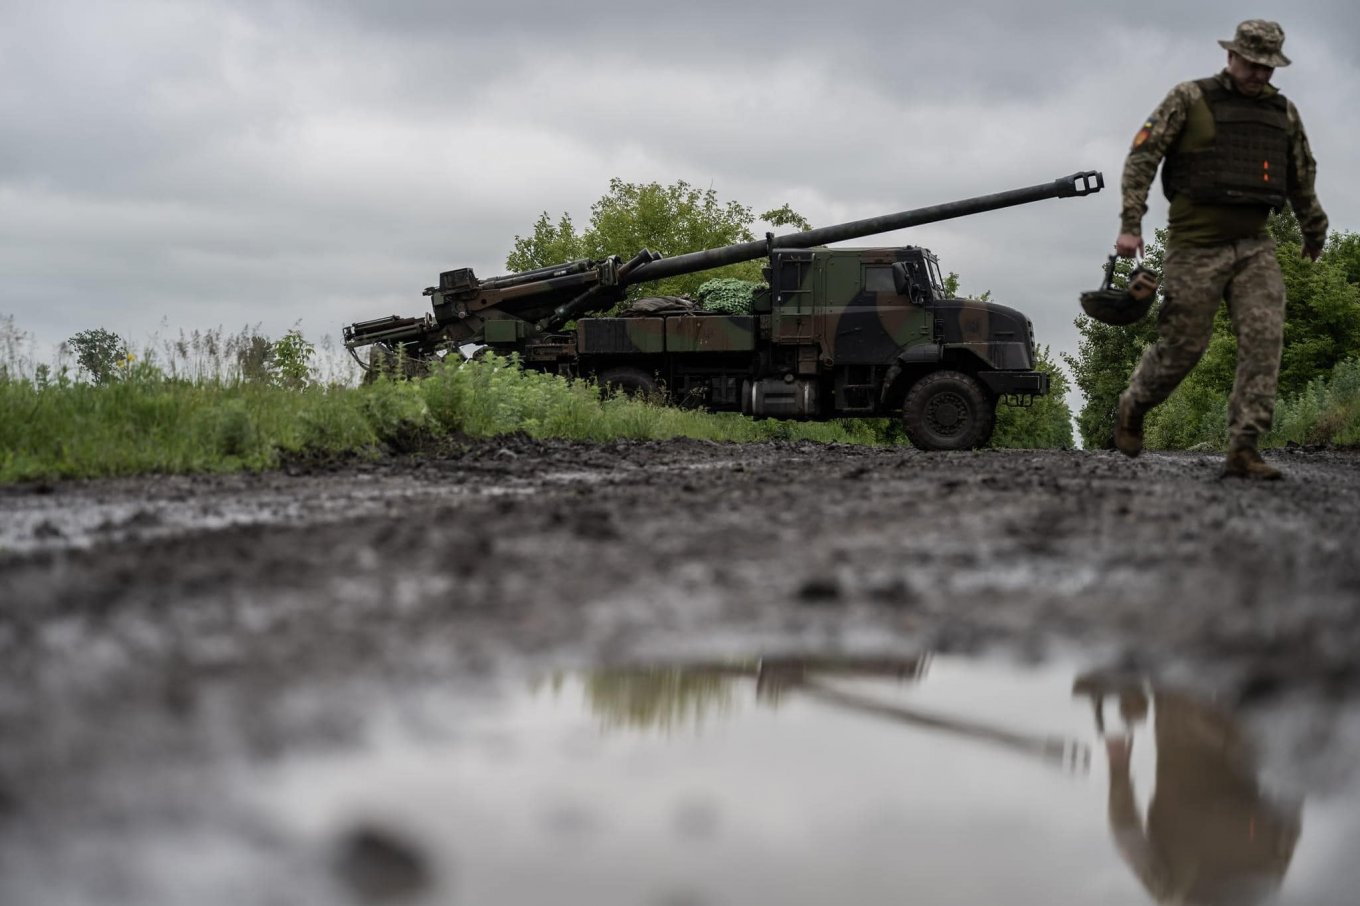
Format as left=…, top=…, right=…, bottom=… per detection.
left=343, top=171, right=1104, bottom=450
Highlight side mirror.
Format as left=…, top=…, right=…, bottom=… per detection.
left=891, top=262, right=911, bottom=295
left=892, top=262, right=925, bottom=304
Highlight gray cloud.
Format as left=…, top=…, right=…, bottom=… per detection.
left=3, top=0, right=1357, bottom=408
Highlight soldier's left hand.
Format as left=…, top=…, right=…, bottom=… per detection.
left=1115, top=233, right=1145, bottom=259
left=1302, top=244, right=1323, bottom=262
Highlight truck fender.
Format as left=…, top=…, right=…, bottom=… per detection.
left=896, top=343, right=943, bottom=365
left=881, top=344, right=944, bottom=406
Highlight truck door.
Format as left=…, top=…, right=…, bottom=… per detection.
left=772, top=251, right=817, bottom=344
left=830, top=261, right=932, bottom=365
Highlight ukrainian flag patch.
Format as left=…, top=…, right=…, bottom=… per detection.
left=1132, top=117, right=1156, bottom=149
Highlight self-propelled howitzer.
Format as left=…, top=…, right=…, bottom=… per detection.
left=343, top=171, right=1103, bottom=450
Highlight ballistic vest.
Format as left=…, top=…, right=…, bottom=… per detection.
left=1161, top=78, right=1289, bottom=210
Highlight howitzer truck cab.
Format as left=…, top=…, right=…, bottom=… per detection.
left=344, top=171, right=1104, bottom=450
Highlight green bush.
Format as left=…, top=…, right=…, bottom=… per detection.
left=273, top=329, right=316, bottom=390
left=361, top=378, right=435, bottom=449
left=1268, top=357, right=1360, bottom=447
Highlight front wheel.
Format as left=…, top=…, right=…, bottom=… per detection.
left=901, top=370, right=995, bottom=451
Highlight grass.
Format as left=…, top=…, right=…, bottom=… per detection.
left=1, top=319, right=376, bottom=480
left=0, top=322, right=891, bottom=483
left=1, top=377, right=377, bottom=480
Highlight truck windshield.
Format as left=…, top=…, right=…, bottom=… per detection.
left=926, top=257, right=945, bottom=296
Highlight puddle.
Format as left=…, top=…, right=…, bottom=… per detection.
left=6, top=653, right=1357, bottom=905
left=245, top=654, right=1359, bottom=906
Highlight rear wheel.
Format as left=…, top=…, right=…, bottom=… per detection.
left=597, top=367, right=661, bottom=399
left=901, top=370, right=994, bottom=451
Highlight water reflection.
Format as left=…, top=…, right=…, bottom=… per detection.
left=1075, top=673, right=1301, bottom=905
left=582, top=655, right=1087, bottom=768
left=577, top=657, right=1303, bottom=905
left=577, top=656, right=932, bottom=732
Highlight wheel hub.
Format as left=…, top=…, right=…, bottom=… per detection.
left=927, top=393, right=968, bottom=435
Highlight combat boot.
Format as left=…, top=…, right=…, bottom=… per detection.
left=1114, top=392, right=1144, bottom=458
left=1221, top=444, right=1283, bottom=481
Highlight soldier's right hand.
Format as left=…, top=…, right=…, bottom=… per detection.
left=1115, top=233, right=1145, bottom=259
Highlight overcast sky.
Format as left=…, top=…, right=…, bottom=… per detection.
left=4, top=0, right=1358, bottom=388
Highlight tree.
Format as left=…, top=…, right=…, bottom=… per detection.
left=942, top=272, right=991, bottom=302
left=65, top=328, right=129, bottom=386
left=506, top=212, right=584, bottom=274
left=506, top=179, right=808, bottom=300
left=1271, top=210, right=1360, bottom=398
left=760, top=203, right=812, bottom=232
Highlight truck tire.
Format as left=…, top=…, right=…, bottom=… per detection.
left=902, top=370, right=995, bottom=451
left=597, top=367, right=660, bottom=399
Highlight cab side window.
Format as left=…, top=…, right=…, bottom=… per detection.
left=865, top=266, right=896, bottom=293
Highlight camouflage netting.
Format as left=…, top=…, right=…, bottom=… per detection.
left=695, top=279, right=765, bottom=315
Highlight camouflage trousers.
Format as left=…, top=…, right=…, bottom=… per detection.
left=1127, top=237, right=1285, bottom=447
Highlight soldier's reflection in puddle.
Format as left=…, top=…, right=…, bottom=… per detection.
left=1076, top=676, right=1301, bottom=905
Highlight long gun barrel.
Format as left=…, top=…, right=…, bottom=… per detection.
left=345, top=170, right=1103, bottom=352
left=620, top=171, right=1103, bottom=285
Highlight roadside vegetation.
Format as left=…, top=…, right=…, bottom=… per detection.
left=0, top=319, right=901, bottom=483
left=1, top=316, right=1077, bottom=483
left=18, top=185, right=1355, bottom=483
left=1066, top=210, right=1360, bottom=451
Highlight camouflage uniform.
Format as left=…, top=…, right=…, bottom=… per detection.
left=1118, top=21, right=1327, bottom=459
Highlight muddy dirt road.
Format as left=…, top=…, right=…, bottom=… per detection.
left=3, top=440, right=1360, bottom=905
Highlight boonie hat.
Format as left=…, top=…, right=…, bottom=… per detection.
left=1218, top=19, right=1291, bottom=68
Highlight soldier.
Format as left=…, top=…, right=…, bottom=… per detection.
left=1113, top=19, right=1328, bottom=480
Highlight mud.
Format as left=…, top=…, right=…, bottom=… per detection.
left=2, top=439, right=1359, bottom=904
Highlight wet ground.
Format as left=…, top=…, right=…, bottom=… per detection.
left=2, top=439, right=1360, bottom=904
